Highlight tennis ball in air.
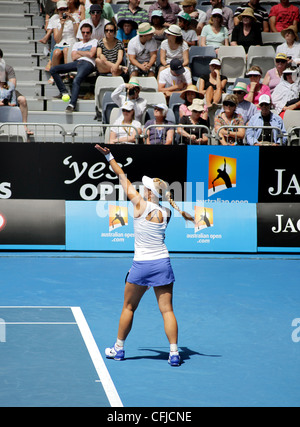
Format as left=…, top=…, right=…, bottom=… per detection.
left=62, top=94, right=70, bottom=102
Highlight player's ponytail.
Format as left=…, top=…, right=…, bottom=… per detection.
left=153, top=178, right=195, bottom=223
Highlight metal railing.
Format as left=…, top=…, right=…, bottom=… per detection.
left=286, top=126, right=300, bottom=146
left=0, top=123, right=68, bottom=143
left=216, top=125, right=287, bottom=146
left=0, top=122, right=293, bottom=146
left=72, top=124, right=140, bottom=144
left=143, top=123, right=212, bottom=145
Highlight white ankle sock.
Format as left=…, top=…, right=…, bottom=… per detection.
left=116, top=338, right=125, bottom=349
left=170, top=343, right=178, bottom=353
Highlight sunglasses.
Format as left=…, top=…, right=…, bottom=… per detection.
left=233, top=91, right=245, bottom=95
left=223, top=101, right=236, bottom=107
left=105, top=29, right=115, bottom=33
left=90, top=11, right=101, bottom=14
left=81, top=31, right=91, bottom=34
left=276, top=59, right=287, bottom=63
left=260, top=103, right=270, bottom=107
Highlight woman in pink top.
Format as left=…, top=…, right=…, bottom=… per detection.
left=244, top=66, right=271, bottom=107
left=263, top=53, right=288, bottom=94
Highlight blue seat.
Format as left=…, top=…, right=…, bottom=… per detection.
left=0, top=106, right=22, bottom=122
left=101, top=91, right=118, bottom=124
left=189, top=46, right=217, bottom=83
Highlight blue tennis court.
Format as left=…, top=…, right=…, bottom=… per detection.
left=0, top=252, right=299, bottom=407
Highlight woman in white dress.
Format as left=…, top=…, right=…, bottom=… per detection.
left=94, top=143, right=194, bottom=366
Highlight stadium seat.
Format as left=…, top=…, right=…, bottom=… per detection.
left=218, top=45, right=247, bottom=83
left=247, top=45, right=275, bottom=76
left=189, top=46, right=217, bottom=84
left=137, top=76, right=158, bottom=92
left=95, top=76, right=125, bottom=117
left=283, top=110, right=300, bottom=146
left=261, top=32, right=285, bottom=49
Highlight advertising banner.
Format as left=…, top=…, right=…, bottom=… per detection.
left=258, top=147, right=300, bottom=203
left=0, top=143, right=187, bottom=201
left=257, top=203, right=300, bottom=251
left=186, top=146, right=259, bottom=203
left=66, top=201, right=134, bottom=251
left=66, top=201, right=257, bottom=253
left=0, top=200, right=65, bottom=249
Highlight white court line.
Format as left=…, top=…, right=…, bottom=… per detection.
left=71, top=306, right=123, bottom=408
left=3, top=322, right=77, bottom=325
left=0, top=306, right=123, bottom=407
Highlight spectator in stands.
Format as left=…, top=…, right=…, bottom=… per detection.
left=263, top=53, right=288, bottom=94
left=201, top=8, right=229, bottom=53
left=232, top=81, right=258, bottom=124
left=159, top=25, right=189, bottom=73
left=246, top=95, right=287, bottom=145
left=77, top=4, right=109, bottom=40
left=244, top=66, right=271, bottom=108
left=50, top=23, right=97, bottom=112
left=177, top=98, right=209, bottom=144
left=231, top=8, right=262, bottom=54
left=205, top=0, right=234, bottom=34
left=117, top=0, right=149, bottom=27
left=233, top=0, right=269, bottom=32
left=150, top=10, right=166, bottom=48
left=181, top=0, right=206, bottom=36
left=85, top=0, right=115, bottom=25
left=198, top=59, right=227, bottom=108
left=158, top=58, right=192, bottom=102
left=43, top=0, right=58, bottom=31
left=116, top=18, right=138, bottom=51
left=177, top=12, right=198, bottom=47
left=127, top=23, right=157, bottom=78
left=144, top=104, right=174, bottom=145
left=269, top=0, right=299, bottom=33
left=111, top=77, right=147, bottom=123
left=46, top=0, right=81, bottom=83
left=148, top=0, right=181, bottom=28
left=276, top=26, right=300, bottom=66
left=0, top=80, right=17, bottom=108
left=69, top=0, right=84, bottom=20
left=109, top=100, right=142, bottom=144
left=272, top=67, right=300, bottom=117
left=179, top=84, right=208, bottom=122
left=39, top=0, right=66, bottom=47
left=214, top=94, right=245, bottom=145
left=0, top=58, right=16, bottom=105
left=95, top=22, right=127, bottom=76
left=0, top=49, right=33, bottom=136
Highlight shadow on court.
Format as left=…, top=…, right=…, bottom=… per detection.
left=125, top=346, right=222, bottom=364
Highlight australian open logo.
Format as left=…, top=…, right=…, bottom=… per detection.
left=208, top=155, right=237, bottom=197
left=194, top=207, right=213, bottom=232
left=109, top=205, right=128, bottom=232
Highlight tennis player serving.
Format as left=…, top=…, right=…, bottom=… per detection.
left=95, top=144, right=194, bottom=366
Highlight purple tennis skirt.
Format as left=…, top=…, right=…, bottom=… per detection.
left=126, top=257, right=175, bottom=287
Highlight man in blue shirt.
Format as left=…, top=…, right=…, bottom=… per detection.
left=246, top=94, right=287, bottom=145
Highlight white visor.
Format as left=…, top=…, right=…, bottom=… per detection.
left=142, top=176, right=161, bottom=198
left=247, top=70, right=261, bottom=76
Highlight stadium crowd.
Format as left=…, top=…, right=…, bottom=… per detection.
left=2, top=0, right=300, bottom=144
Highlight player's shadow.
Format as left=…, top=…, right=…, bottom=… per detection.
left=125, top=347, right=221, bottom=364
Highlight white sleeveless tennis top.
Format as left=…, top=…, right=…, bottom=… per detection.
left=133, top=201, right=170, bottom=261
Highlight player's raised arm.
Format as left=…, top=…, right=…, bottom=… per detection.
left=95, top=145, right=142, bottom=206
